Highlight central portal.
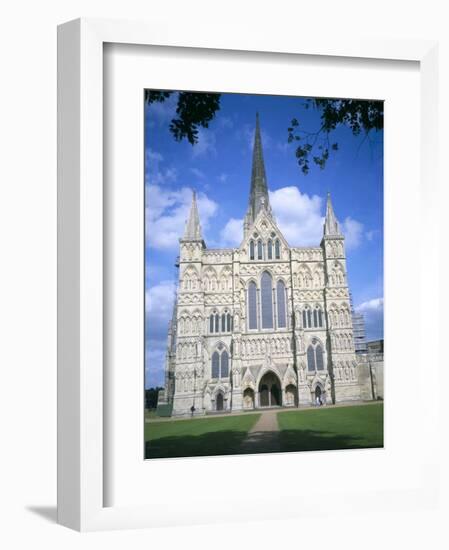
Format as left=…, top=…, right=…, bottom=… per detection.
left=259, top=371, right=282, bottom=407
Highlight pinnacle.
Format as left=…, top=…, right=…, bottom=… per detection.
left=183, top=190, right=203, bottom=240
left=247, top=113, right=271, bottom=223
left=324, top=192, right=341, bottom=237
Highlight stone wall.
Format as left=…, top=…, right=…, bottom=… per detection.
left=356, top=355, right=384, bottom=401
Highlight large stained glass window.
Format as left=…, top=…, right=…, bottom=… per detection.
left=275, top=239, right=280, bottom=259
left=212, top=351, right=220, bottom=378
left=307, top=345, right=315, bottom=371
left=248, top=281, right=258, bottom=329
left=257, top=239, right=263, bottom=260
left=221, top=350, right=229, bottom=377
left=261, top=271, right=274, bottom=329
left=316, top=345, right=324, bottom=370
left=277, top=280, right=286, bottom=328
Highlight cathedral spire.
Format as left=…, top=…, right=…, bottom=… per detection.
left=183, top=190, right=203, bottom=241
left=246, top=113, right=271, bottom=223
left=323, top=192, right=341, bottom=236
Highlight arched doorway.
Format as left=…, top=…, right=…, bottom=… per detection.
left=285, top=384, right=297, bottom=407
left=258, top=372, right=282, bottom=407
left=243, top=388, right=255, bottom=409
left=314, top=384, right=323, bottom=405
left=216, top=392, right=224, bottom=411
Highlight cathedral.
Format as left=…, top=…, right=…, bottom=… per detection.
left=158, top=114, right=367, bottom=417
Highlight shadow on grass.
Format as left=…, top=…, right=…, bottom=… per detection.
left=279, top=428, right=383, bottom=453
left=146, top=429, right=249, bottom=459
left=145, top=427, right=383, bottom=459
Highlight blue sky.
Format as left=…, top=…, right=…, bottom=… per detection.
left=145, top=92, right=384, bottom=388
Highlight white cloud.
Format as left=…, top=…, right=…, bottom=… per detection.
left=145, top=345, right=166, bottom=388
left=146, top=280, right=175, bottom=317
left=146, top=185, right=218, bottom=250
left=146, top=149, right=163, bottom=164
left=146, top=93, right=178, bottom=125
left=366, top=229, right=379, bottom=242
left=276, top=140, right=293, bottom=154
left=219, top=116, right=234, bottom=129
left=267, top=186, right=364, bottom=249
left=356, top=297, right=383, bottom=313
left=145, top=280, right=176, bottom=387
left=218, top=173, right=228, bottom=183
left=269, top=186, right=324, bottom=246
left=145, top=149, right=177, bottom=186
left=190, top=167, right=205, bottom=179
left=355, top=297, right=384, bottom=341
left=219, top=218, right=243, bottom=247
left=341, top=216, right=364, bottom=250
left=217, top=186, right=365, bottom=252
left=192, top=128, right=216, bottom=158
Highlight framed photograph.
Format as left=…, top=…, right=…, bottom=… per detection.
left=58, top=18, right=441, bottom=531
left=144, top=91, right=384, bottom=461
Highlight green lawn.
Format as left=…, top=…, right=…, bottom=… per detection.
left=145, top=403, right=383, bottom=459
left=277, top=403, right=383, bottom=452
left=145, top=413, right=261, bottom=459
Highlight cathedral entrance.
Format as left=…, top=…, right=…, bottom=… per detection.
left=216, top=392, right=224, bottom=411
left=314, top=384, right=323, bottom=406
left=285, top=384, right=297, bottom=407
left=243, top=388, right=255, bottom=409
left=258, top=372, right=282, bottom=407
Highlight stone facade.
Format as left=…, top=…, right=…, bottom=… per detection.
left=159, top=114, right=372, bottom=417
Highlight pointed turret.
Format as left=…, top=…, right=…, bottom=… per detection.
left=183, top=190, right=203, bottom=241
left=245, top=113, right=271, bottom=226
left=323, top=192, right=341, bottom=236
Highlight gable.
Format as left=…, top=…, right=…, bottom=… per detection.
left=240, top=209, right=289, bottom=252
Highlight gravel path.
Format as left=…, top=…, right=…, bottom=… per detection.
left=239, top=409, right=281, bottom=453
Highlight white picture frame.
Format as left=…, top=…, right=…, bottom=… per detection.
left=57, top=17, right=443, bottom=531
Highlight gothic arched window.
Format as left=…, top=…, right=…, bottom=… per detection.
left=226, top=312, right=231, bottom=332
left=307, top=309, right=312, bottom=328
left=275, top=239, right=281, bottom=259
left=261, top=271, right=274, bottom=329
left=316, top=345, right=324, bottom=370
left=313, top=309, right=318, bottom=328
left=302, top=310, right=307, bottom=328
left=257, top=239, right=263, bottom=260
left=248, top=281, right=258, bottom=330
left=267, top=239, right=273, bottom=260
left=318, top=309, right=323, bottom=327
left=221, top=313, right=226, bottom=332
left=212, top=351, right=220, bottom=378
left=277, top=280, right=287, bottom=328
left=211, top=347, right=229, bottom=378
left=307, top=340, right=325, bottom=373
left=209, top=314, right=214, bottom=333
left=221, top=350, right=229, bottom=377
left=307, top=345, right=315, bottom=372
left=249, top=240, right=255, bottom=260
left=214, top=313, right=219, bottom=333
